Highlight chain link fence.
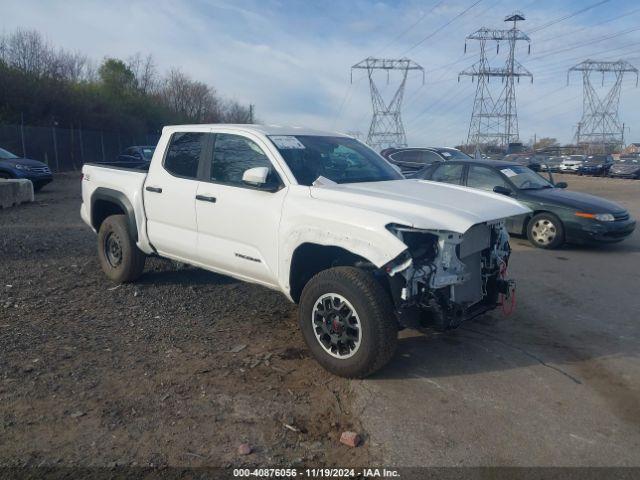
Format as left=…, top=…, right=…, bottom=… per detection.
left=0, top=124, right=160, bottom=172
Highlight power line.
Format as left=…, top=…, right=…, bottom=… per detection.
left=534, top=5, right=640, bottom=45
left=377, top=0, right=446, bottom=55
left=527, top=0, right=611, bottom=34
left=401, top=0, right=485, bottom=55
left=530, top=25, right=640, bottom=60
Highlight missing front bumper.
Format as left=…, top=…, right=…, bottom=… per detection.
left=384, top=221, right=513, bottom=331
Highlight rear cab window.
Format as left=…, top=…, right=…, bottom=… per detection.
left=163, top=132, right=207, bottom=179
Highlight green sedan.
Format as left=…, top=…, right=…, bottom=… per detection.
left=414, top=159, right=636, bottom=249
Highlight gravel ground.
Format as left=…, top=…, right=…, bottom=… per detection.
left=0, top=175, right=372, bottom=468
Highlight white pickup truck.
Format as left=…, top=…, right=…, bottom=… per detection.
left=81, top=124, right=529, bottom=377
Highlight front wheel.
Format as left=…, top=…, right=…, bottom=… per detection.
left=299, top=267, right=398, bottom=378
left=97, top=214, right=146, bottom=283
left=527, top=212, right=565, bottom=249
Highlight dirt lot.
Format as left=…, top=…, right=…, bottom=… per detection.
left=1, top=173, right=639, bottom=471
left=0, top=175, right=372, bottom=468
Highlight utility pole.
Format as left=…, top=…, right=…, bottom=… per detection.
left=351, top=57, right=424, bottom=152
left=568, top=60, right=638, bottom=153
left=459, top=12, right=532, bottom=153
left=249, top=104, right=255, bottom=124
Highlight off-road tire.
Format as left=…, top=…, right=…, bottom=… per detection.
left=299, top=267, right=398, bottom=378
left=527, top=212, right=565, bottom=249
left=97, top=214, right=146, bottom=283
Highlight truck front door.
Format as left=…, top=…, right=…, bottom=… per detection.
left=195, top=132, right=286, bottom=287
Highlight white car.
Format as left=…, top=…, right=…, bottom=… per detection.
left=80, top=124, right=529, bottom=377
left=559, top=155, right=585, bottom=173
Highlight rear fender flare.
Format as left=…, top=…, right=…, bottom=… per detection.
left=91, top=188, right=138, bottom=242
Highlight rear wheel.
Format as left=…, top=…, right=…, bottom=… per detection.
left=97, top=214, right=146, bottom=283
left=527, top=212, right=564, bottom=249
left=299, top=267, right=398, bottom=378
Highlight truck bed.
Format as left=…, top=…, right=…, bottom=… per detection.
left=80, top=163, right=151, bottom=251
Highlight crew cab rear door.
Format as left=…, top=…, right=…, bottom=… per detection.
left=143, top=130, right=208, bottom=260
left=194, top=131, right=287, bottom=287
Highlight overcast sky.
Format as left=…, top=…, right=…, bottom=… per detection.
left=2, top=0, right=640, bottom=146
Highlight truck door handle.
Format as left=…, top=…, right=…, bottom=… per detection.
left=196, top=194, right=217, bottom=203
left=145, top=186, right=162, bottom=193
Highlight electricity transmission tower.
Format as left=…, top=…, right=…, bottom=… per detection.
left=568, top=60, right=638, bottom=153
left=459, top=12, right=532, bottom=152
left=351, top=57, right=424, bottom=151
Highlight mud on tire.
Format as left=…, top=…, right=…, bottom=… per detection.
left=97, top=214, right=146, bottom=283
left=299, top=267, right=398, bottom=378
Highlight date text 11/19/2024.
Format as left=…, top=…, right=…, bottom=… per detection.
left=233, top=467, right=400, bottom=477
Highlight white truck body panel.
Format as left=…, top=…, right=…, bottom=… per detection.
left=81, top=124, right=531, bottom=300
left=309, top=179, right=528, bottom=233
left=81, top=165, right=155, bottom=254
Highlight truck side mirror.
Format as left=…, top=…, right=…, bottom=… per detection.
left=555, top=181, right=568, bottom=189
left=493, top=185, right=512, bottom=196
left=242, top=166, right=270, bottom=187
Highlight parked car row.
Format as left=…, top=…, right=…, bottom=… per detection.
left=381, top=144, right=635, bottom=249
left=383, top=146, right=639, bottom=180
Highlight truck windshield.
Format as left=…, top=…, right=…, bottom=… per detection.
left=268, top=135, right=403, bottom=186
left=0, top=147, right=19, bottom=159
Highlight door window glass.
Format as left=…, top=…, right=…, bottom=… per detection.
left=467, top=166, right=507, bottom=191
left=431, top=163, right=464, bottom=184
left=164, top=132, right=205, bottom=178
left=211, top=134, right=277, bottom=187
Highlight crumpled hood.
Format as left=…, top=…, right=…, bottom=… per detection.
left=310, top=179, right=531, bottom=233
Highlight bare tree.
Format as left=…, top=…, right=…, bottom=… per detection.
left=52, top=49, right=90, bottom=82
left=221, top=100, right=252, bottom=123
left=128, top=53, right=160, bottom=94
left=2, top=29, right=52, bottom=76
left=161, top=69, right=222, bottom=123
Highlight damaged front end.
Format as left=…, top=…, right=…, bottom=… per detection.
left=382, top=222, right=514, bottom=331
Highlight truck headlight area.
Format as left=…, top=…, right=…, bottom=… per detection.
left=384, top=221, right=513, bottom=331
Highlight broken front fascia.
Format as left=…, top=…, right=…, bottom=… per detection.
left=384, top=221, right=510, bottom=303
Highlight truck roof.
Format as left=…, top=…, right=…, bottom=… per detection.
left=162, top=124, right=349, bottom=137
